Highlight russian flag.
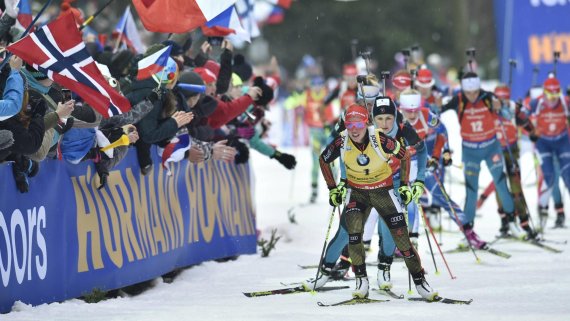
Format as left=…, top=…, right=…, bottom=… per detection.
left=266, top=0, right=292, bottom=9
left=266, top=6, right=285, bottom=25
left=136, top=45, right=172, bottom=80
left=17, top=0, right=33, bottom=29
left=202, top=6, right=250, bottom=43
left=158, top=134, right=192, bottom=176
left=114, top=6, right=146, bottom=54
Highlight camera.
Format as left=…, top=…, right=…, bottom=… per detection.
left=465, top=48, right=476, bottom=57
left=61, top=89, right=72, bottom=102
left=380, top=71, right=391, bottom=80
left=356, top=75, right=367, bottom=84
left=401, top=49, right=411, bottom=57
left=207, top=37, right=223, bottom=47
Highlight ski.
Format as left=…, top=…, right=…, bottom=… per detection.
left=492, top=236, right=563, bottom=253
left=280, top=277, right=355, bottom=287
left=243, top=285, right=349, bottom=297
left=317, top=297, right=389, bottom=307
left=374, top=288, right=404, bottom=299
left=445, top=246, right=511, bottom=259
left=408, top=296, right=473, bottom=305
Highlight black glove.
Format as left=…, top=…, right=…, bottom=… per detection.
left=11, top=156, right=38, bottom=193
left=427, top=157, right=439, bottom=172
left=272, top=150, right=297, bottom=170
left=98, top=173, right=108, bottom=190
left=147, top=88, right=164, bottom=103
left=529, top=132, right=539, bottom=142
left=31, top=101, right=47, bottom=119
left=442, top=149, right=453, bottom=167
left=233, top=139, right=250, bottom=164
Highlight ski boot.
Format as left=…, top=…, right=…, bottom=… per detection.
left=555, top=214, right=566, bottom=228
left=302, top=265, right=332, bottom=291
left=463, top=224, right=487, bottom=249
left=413, top=270, right=438, bottom=301
left=538, top=206, right=549, bottom=232
left=554, top=203, right=565, bottom=228
left=498, top=214, right=510, bottom=238
left=377, top=262, right=392, bottom=290
left=507, top=214, right=526, bottom=240
left=330, top=259, right=350, bottom=280
left=309, top=183, right=318, bottom=203
left=352, top=276, right=369, bottom=299
left=427, top=207, right=441, bottom=231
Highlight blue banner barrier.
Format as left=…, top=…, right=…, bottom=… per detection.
left=0, top=148, right=257, bottom=313
left=494, top=0, right=570, bottom=99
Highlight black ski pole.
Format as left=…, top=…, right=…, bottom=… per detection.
left=79, top=0, right=116, bottom=30
left=418, top=205, right=440, bottom=275
left=311, top=205, right=338, bottom=293
left=466, top=48, right=476, bottom=72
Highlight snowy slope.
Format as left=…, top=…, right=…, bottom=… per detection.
left=3, top=143, right=569, bottom=321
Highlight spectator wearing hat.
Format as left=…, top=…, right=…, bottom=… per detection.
left=528, top=77, right=570, bottom=228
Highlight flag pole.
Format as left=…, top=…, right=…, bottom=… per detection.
left=113, top=7, right=128, bottom=53
left=1, top=0, right=54, bottom=69
left=80, top=0, right=116, bottom=30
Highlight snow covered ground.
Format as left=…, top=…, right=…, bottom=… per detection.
left=3, top=141, right=569, bottom=321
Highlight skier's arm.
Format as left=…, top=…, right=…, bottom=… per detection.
left=441, top=95, right=459, bottom=113
left=320, top=136, right=342, bottom=189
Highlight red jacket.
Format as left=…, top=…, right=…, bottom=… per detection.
left=207, top=95, right=254, bottom=129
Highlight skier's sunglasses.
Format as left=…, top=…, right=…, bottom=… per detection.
left=544, top=90, right=561, bottom=100
left=345, top=121, right=367, bottom=129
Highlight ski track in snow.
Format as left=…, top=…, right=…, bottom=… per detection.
left=4, top=112, right=570, bottom=320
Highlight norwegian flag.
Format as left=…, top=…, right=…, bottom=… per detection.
left=7, top=14, right=131, bottom=118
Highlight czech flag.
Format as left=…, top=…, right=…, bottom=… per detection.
left=202, top=6, right=250, bottom=43
left=17, top=0, right=33, bottom=29
left=132, top=0, right=237, bottom=33
left=114, top=6, right=146, bottom=54
left=158, top=134, right=192, bottom=176
left=136, top=45, right=171, bottom=80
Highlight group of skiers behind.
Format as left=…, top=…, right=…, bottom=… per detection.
left=295, top=49, right=569, bottom=301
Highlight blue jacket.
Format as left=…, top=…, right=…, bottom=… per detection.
left=0, top=70, right=24, bottom=119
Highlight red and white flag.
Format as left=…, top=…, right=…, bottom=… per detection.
left=7, top=14, right=131, bottom=118
left=132, top=0, right=237, bottom=33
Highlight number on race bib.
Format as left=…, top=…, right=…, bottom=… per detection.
left=470, top=121, right=483, bottom=132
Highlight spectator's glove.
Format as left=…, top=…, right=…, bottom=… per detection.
left=271, top=150, right=297, bottom=170
left=411, top=181, right=425, bottom=203
left=147, top=88, right=165, bottom=103
left=529, top=132, right=539, bottom=143
left=236, top=125, right=255, bottom=139
left=11, top=156, right=39, bottom=193
left=328, top=181, right=347, bottom=207
left=232, top=139, right=250, bottom=164
left=442, top=149, right=453, bottom=167
left=31, top=101, right=47, bottom=119
left=98, top=173, right=108, bottom=190
left=427, top=157, right=439, bottom=172
left=398, top=185, right=413, bottom=206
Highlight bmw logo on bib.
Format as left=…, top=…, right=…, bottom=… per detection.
left=357, top=154, right=370, bottom=166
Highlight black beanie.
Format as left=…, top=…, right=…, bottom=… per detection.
left=162, top=40, right=184, bottom=56
left=233, top=54, right=253, bottom=83
left=109, top=50, right=135, bottom=78
left=372, top=96, right=397, bottom=118
left=178, top=71, right=205, bottom=98
left=25, top=64, right=48, bottom=81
